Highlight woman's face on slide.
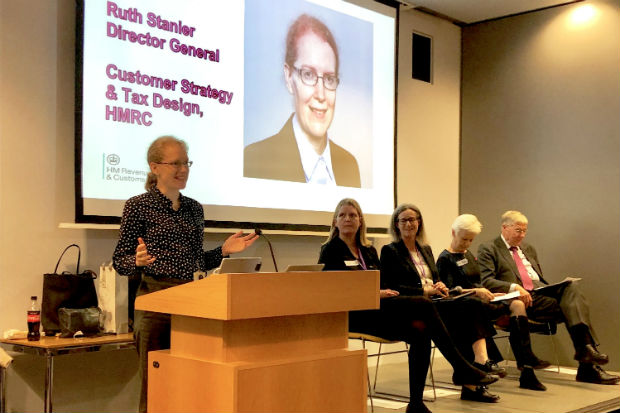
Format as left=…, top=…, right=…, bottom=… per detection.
left=335, top=204, right=361, bottom=239
left=152, top=143, right=190, bottom=192
left=286, top=31, right=337, bottom=142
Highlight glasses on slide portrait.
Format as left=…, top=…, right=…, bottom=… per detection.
left=293, top=66, right=339, bottom=90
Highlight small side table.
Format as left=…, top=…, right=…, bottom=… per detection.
left=0, top=333, right=135, bottom=413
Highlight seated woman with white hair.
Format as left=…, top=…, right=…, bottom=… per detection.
left=437, top=214, right=551, bottom=392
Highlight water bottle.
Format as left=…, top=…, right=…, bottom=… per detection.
left=27, top=296, right=41, bottom=341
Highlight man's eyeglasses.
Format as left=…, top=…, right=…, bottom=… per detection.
left=292, top=66, right=339, bottom=90
left=398, top=217, right=419, bottom=225
left=156, top=161, right=193, bottom=169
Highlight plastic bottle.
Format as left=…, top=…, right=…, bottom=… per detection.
left=27, top=296, right=41, bottom=341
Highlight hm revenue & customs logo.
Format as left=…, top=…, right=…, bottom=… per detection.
left=106, top=154, right=120, bottom=165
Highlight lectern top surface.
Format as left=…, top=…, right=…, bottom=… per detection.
left=135, top=270, right=380, bottom=320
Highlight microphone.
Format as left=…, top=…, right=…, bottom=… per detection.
left=448, top=286, right=463, bottom=296
left=254, top=228, right=279, bottom=272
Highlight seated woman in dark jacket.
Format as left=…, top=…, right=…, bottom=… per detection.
left=436, top=214, right=550, bottom=391
left=380, top=204, right=506, bottom=403
left=318, top=198, right=497, bottom=413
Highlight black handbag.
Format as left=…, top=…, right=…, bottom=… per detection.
left=41, top=244, right=99, bottom=335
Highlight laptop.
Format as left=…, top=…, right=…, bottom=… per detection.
left=212, top=257, right=262, bottom=274
left=283, top=264, right=325, bottom=272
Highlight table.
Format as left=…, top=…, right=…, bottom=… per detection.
left=0, top=333, right=135, bottom=413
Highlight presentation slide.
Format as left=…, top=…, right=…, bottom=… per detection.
left=78, top=0, right=396, bottom=230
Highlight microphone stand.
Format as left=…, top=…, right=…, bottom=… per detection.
left=254, top=229, right=279, bottom=272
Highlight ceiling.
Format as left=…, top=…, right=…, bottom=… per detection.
left=399, top=0, right=582, bottom=25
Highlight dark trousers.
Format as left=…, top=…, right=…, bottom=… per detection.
left=350, top=295, right=480, bottom=405
left=434, top=296, right=500, bottom=362
left=134, top=276, right=188, bottom=413
left=528, top=281, right=597, bottom=347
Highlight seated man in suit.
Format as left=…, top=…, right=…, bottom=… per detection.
left=477, top=210, right=619, bottom=385
left=244, top=14, right=361, bottom=188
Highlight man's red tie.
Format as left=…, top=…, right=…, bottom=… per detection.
left=510, top=246, right=534, bottom=290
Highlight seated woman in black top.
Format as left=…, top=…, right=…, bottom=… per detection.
left=380, top=204, right=507, bottom=403
left=436, top=214, right=551, bottom=391
left=318, top=198, right=497, bottom=413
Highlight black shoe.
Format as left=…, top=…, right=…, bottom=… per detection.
left=474, top=360, right=507, bottom=378
left=575, top=344, right=609, bottom=366
left=519, top=367, right=547, bottom=391
left=531, top=357, right=552, bottom=370
left=406, top=401, right=432, bottom=413
left=452, top=369, right=499, bottom=386
left=461, top=385, right=500, bottom=403
left=576, top=364, right=620, bottom=385
left=518, top=357, right=552, bottom=371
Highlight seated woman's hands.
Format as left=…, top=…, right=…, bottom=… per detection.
left=424, top=282, right=449, bottom=298
left=380, top=289, right=400, bottom=299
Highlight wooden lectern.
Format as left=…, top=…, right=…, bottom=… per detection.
left=135, top=270, right=379, bottom=413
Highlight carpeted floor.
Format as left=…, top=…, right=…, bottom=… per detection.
left=361, top=343, right=620, bottom=413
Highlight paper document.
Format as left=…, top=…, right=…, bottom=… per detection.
left=534, top=277, right=581, bottom=292
left=431, top=290, right=474, bottom=302
left=491, top=291, right=521, bottom=302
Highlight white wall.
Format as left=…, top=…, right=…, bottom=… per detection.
left=460, top=0, right=620, bottom=370
left=397, top=9, right=462, bottom=254
left=0, top=2, right=461, bottom=411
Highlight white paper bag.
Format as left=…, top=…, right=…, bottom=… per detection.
left=96, top=262, right=129, bottom=334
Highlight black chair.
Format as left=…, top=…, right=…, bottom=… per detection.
left=493, top=318, right=560, bottom=373
left=349, top=332, right=436, bottom=412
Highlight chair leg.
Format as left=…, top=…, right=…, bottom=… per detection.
left=361, top=338, right=374, bottom=412
left=427, top=346, right=437, bottom=402
left=504, top=333, right=512, bottom=366
left=357, top=337, right=416, bottom=403
left=373, top=343, right=383, bottom=391
left=548, top=323, right=560, bottom=373
left=367, top=367, right=374, bottom=412
left=362, top=338, right=375, bottom=413
left=373, top=342, right=411, bottom=393
left=500, top=322, right=561, bottom=374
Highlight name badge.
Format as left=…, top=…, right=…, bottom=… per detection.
left=345, top=260, right=359, bottom=267
left=456, top=258, right=468, bottom=267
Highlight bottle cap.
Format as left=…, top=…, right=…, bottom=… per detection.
left=31, top=296, right=37, bottom=300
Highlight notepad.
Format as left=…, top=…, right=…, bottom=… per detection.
left=431, top=290, right=474, bottom=302
left=491, top=291, right=521, bottom=302
left=533, top=277, right=581, bottom=296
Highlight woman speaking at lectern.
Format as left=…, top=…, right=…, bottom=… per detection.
left=113, top=136, right=258, bottom=412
